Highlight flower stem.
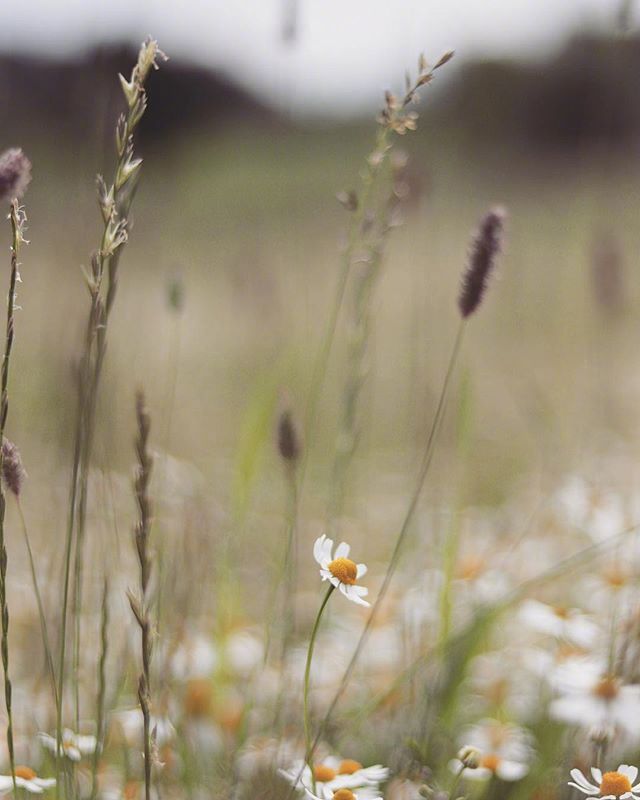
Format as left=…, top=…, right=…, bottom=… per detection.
left=303, top=584, right=334, bottom=789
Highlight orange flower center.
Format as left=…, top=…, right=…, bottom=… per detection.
left=183, top=679, right=213, bottom=718
left=603, top=566, right=628, bottom=588
left=455, top=556, right=485, bottom=581
left=600, top=772, right=632, bottom=797
left=338, top=759, right=363, bottom=775
left=314, top=764, right=337, bottom=783
left=328, top=558, right=358, bottom=585
left=481, top=754, right=501, bottom=772
left=14, top=766, right=36, bottom=780
left=594, top=676, right=619, bottom=700
left=333, top=791, right=357, bottom=800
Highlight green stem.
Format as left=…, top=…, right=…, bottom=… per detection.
left=303, top=585, right=334, bottom=789
left=449, top=763, right=466, bottom=798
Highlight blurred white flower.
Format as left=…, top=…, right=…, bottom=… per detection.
left=38, top=728, right=97, bottom=762
left=549, top=657, right=640, bottom=737
left=519, top=599, right=598, bottom=647
left=313, top=535, right=370, bottom=606
left=451, top=719, right=533, bottom=782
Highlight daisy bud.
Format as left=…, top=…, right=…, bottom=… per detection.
left=457, top=745, right=481, bottom=769
left=458, top=207, right=505, bottom=318
left=0, top=149, right=31, bottom=204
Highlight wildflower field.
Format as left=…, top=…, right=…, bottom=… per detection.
left=0, top=30, right=639, bottom=800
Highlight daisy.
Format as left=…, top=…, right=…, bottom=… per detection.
left=519, top=600, right=598, bottom=647
left=450, top=719, right=533, bottom=782
left=313, top=535, right=370, bottom=606
left=38, top=728, right=97, bottom=761
left=569, top=765, right=640, bottom=799
left=303, top=788, right=382, bottom=800
left=280, top=758, right=388, bottom=800
left=0, top=766, right=56, bottom=794
left=549, top=657, right=640, bottom=737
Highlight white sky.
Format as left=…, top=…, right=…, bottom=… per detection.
left=0, top=1, right=627, bottom=114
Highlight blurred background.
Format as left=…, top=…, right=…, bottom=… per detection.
left=0, top=0, right=639, bottom=552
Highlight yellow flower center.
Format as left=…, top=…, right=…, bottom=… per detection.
left=600, top=772, right=632, bottom=797
left=328, top=558, right=358, bottom=585
left=333, top=791, right=357, bottom=800
left=314, top=764, right=337, bottom=783
left=481, top=754, right=501, bottom=772
left=594, top=676, right=619, bottom=700
left=14, top=766, right=37, bottom=780
left=338, top=759, right=363, bottom=775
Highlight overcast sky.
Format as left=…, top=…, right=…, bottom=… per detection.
left=0, top=1, right=629, bottom=114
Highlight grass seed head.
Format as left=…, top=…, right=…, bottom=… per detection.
left=458, top=206, right=506, bottom=318
left=0, top=149, right=31, bottom=204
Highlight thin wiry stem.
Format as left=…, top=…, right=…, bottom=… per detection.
left=286, top=323, right=466, bottom=800
left=0, top=201, right=26, bottom=794
left=16, top=500, right=59, bottom=716
left=303, top=584, right=334, bottom=792
left=90, top=577, right=109, bottom=800
left=129, top=391, right=154, bottom=800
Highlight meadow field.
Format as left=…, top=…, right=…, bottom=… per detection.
left=0, top=37, right=638, bottom=800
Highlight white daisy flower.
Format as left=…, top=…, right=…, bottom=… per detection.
left=303, top=788, right=382, bottom=800
left=519, top=600, right=598, bottom=647
left=313, top=535, right=370, bottom=606
left=569, top=764, right=640, bottom=799
left=280, top=757, right=388, bottom=799
left=549, top=657, right=640, bottom=737
left=451, top=719, right=533, bottom=782
left=0, top=766, right=56, bottom=794
left=38, top=728, right=97, bottom=762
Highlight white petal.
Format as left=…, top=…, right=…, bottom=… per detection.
left=313, top=535, right=327, bottom=565
left=568, top=784, right=598, bottom=795
left=334, top=542, right=350, bottom=559
left=357, top=564, right=367, bottom=578
left=591, top=768, right=603, bottom=784
left=497, top=761, right=529, bottom=781
left=620, top=767, right=639, bottom=784
left=341, top=584, right=370, bottom=606
left=570, top=769, right=598, bottom=792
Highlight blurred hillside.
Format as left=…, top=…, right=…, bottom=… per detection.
left=0, top=32, right=639, bottom=152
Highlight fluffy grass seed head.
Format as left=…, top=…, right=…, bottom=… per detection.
left=0, top=149, right=31, bottom=204
left=1, top=437, right=25, bottom=497
left=458, top=207, right=506, bottom=318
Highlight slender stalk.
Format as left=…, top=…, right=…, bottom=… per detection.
left=295, top=322, right=465, bottom=785
left=129, top=391, right=154, bottom=800
left=303, top=584, right=334, bottom=790
left=0, top=201, right=27, bottom=795
left=90, top=577, right=109, bottom=800
left=16, top=500, right=59, bottom=715
left=57, top=38, right=166, bottom=763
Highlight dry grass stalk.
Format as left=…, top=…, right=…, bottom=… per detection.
left=57, top=37, right=166, bottom=751
left=128, top=390, right=154, bottom=800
